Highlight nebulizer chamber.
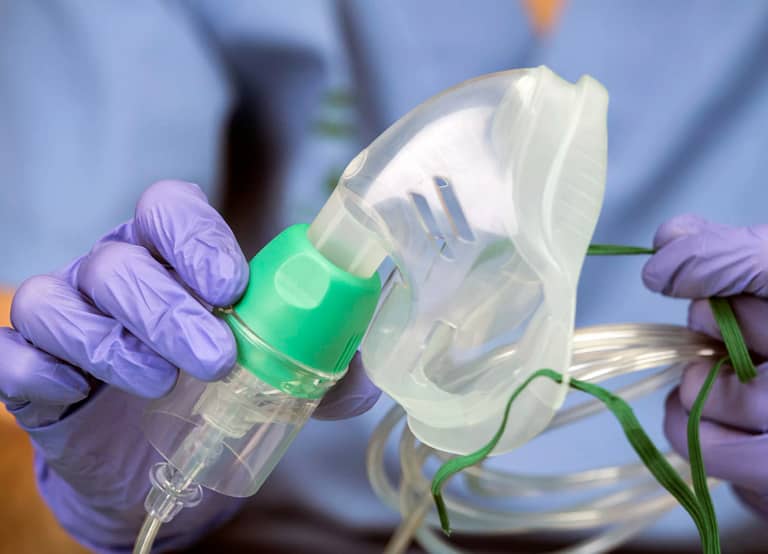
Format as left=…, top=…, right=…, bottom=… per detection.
left=143, top=311, right=324, bottom=500
left=135, top=224, right=381, bottom=552
left=135, top=66, right=716, bottom=553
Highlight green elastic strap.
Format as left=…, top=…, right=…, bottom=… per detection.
left=430, top=244, right=758, bottom=554
left=431, top=366, right=723, bottom=552
left=687, top=358, right=724, bottom=551
left=587, top=244, right=656, bottom=256
left=588, top=247, right=755, bottom=380
left=709, top=297, right=757, bottom=382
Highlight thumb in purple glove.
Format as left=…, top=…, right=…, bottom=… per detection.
left=644, top=214, right=768, bottom=520
left=642, top=213, right=768, bottom=298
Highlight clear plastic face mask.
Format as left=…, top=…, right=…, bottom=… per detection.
left=309, top=66, right=609, bottom=455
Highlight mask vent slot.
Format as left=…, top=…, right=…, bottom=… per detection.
left=433, top=177, right=475, bottom=242
left=409, top=191, right=454, bottom=260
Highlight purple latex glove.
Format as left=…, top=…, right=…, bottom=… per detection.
left=0, top=180, right=380, bottom=553
left=643, top=213, right=768, bottom=519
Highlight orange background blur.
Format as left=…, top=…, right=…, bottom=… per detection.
left=0, top=291, right=87, bottom=554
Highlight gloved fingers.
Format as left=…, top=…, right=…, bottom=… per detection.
left=665, top=390, right=768, bottom=493
left=76, top=241, right=236, bottom=381
left=10, top=275, right=178, bottom=398
left=313, top=353, right=381, bottom=420
left=688, top=296, right=768, bottom=359
left=0, top=327, right=89, bottom=427
left=133, top=180, right=249, bottom=307
left=733, top=486, right=768, bottom=519
left=49, top=219, right=141, bottom=282
left=650, top=213, right=725, bottom=250
left=643, top=215, right=768, bottom=298
left=678, top=361, right=768, bottom=433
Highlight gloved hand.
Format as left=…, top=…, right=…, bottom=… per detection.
left=643, top=213, right=768, bottom=520
left=0, top=180, right=380, bottom=553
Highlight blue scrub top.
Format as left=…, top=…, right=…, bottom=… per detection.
left=1, top=1, right=766, bottom=551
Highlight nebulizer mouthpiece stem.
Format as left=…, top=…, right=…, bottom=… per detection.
left=308, top=187, right=387, bottom=278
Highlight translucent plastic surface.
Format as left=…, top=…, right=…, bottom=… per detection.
left=366, top=324, right=723, bottom=553
left=310, top=66, right=609, bottom=455
left=145, top=363, right=320, bottom=497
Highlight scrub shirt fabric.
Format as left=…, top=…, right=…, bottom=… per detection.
left=1, top=1, right=767, bottom=551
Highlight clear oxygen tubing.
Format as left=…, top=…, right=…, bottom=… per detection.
left=132, top=515, right=161, bottom=554
left=367, top=323, right=724, bottom=554
left=132, top=462, right=204, bottom=554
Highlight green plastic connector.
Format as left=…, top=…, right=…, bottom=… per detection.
left=224, top=224, right=381, bottom=398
